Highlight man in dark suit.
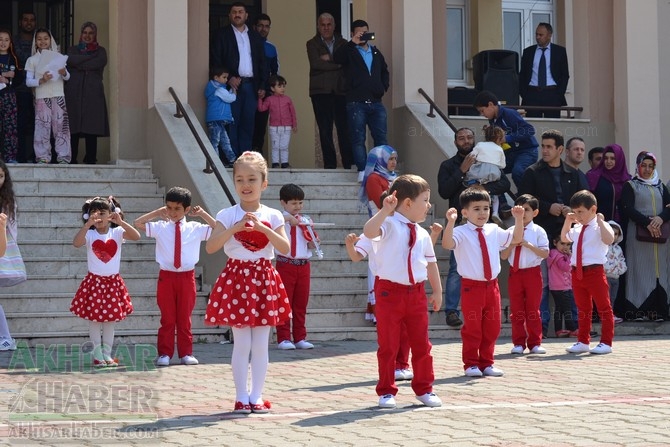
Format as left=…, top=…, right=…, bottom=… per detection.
left=210, top=2, right=267, bottom=156
left=519, top=23, right=569, bottom=118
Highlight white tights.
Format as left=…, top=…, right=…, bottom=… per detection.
left=89, top=321, right=116, bottom=360
left=0, top=305, right=11, bottom=339
left=231, top=326, right=271, bottom=405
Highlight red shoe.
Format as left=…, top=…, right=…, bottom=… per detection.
left=233, top=401, right=251, bottom=414
left=250, top=400, right=271, bottom=414
left=555, top=330, right=570, bottom=338
left=93, top=359, right=107, bottom=368
left=569, top=330, right=579, bottom=337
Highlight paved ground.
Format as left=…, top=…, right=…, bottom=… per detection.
left=1, top=333, right=670, bottom=446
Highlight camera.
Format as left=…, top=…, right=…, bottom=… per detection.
left=360, top=32, right=375, bottom=42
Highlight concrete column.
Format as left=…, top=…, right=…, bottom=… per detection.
left=470, top=0, right=502, bottom=54
left=148, top=0, right=188, bottom=104
left=613, top=0, right=662, bottom=169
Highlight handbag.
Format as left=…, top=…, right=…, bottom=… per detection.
left=0, top=232, right=27, bottom=287
left=636, top=221, right=670, bottom=244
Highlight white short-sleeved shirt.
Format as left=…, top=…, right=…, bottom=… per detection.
left=506, top=221, right=548, bottom=269
left=217, top=204, right=285, bottom=260
left=566, top=216, right=608, bottom=266
left=354, top=234, right=376, bottom=273
left=452, top=221, right=514, bottom=280
left=282, top=211, right=312, bottom=260
left=85, top=227, right=125, bottom=276
left=146, top=218, right=211, bottom=271
left=371, top=214, right=436, bottom=285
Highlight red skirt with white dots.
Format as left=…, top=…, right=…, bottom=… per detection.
left=70, top=273, right=133, bottom=322
left=205, top=258, right=291, bottom=327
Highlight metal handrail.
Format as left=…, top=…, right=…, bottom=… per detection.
left=448, top=103, right=584, bottom=119
left=417, top=88, right=458, bottom=133
left=168, top=87, right=236, bottom=205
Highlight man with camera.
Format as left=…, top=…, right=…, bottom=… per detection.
left=333, top=19, right=389, bottom=182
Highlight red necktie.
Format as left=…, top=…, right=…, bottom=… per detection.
left=575, top=224, right=588, bottom=280
left=174, top=220, right=181, bottom=269
left=290, top=225, right=297, bottom=257
left=407, top=223, right=417, bottom=284
left=512, top=245, right=522, bottom=272
left=476, top=228, right=492, bottom=280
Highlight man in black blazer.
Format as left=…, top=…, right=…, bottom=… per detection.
left=210, top=2, right=267, bottom=156
left=519, top=23, right=569, bottom=118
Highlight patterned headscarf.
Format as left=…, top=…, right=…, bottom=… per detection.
left=77, top=22, right=99, bottom=55
left=634, top=151, right=660, bottom=186
left=358, top=145, right=398, bottom=206
left=585, top=144, right=631, bottom=200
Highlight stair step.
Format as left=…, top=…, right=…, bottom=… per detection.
left=14, top=179, right=162, bottom=195
left=8, top=164, right=156, bottom=180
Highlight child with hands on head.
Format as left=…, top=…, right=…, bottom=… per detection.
left=442, top=186, right=525, bottom=377
left=71, top=196, right=141, bottom=367
left=134, top=187, right=216, bottom=367
left=362, top=174, right=443, bottom=409
left=203, top=151, right=291, bottom=414
left=24, top=28, right=71, bottom=164
left=561, top=190, right=615, bottom=355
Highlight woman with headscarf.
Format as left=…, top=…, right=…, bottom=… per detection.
left=586, top=144, right=631, bottom=222
left=619, top=151, right=670, bottom=321
left=359, top=145, right=398, bottom=216
left=65, top=22, right=109, bottom=164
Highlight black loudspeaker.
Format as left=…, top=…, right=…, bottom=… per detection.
left=448, top=87, right=478, bottom=116
left=472, top=50, right=520, bottom=105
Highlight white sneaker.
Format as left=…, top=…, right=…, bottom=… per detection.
left=0, top=338, right=17, bottom=351
left=357, top=171, right=364, bottom=183
left=378, top=394, right=396, bottom=408
left=278, top=340, right=296, bottom=350
left=156, top=355, right=170, bottom=367
left=566, top=342, right=591, bottom=353
left=530, top=346, right=547, bottom=354
left=510, top=345, right=525, bottom=355
left=394, top=369, right=413, bottom=381
left=180, top=355, right=199, bottom=365
left=482, top=366, right=504, bottom=377
left=464, top=366, right=483, bottom=377
left=416, top=392, right=442, bottom=407
left=294, top=340, right=314, bottom=349
left=589, top=343, right=612, bottom=354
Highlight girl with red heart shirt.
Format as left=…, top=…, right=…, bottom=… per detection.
left=204, top=151, right=291, bottom=414
left=70, top=196, right=141, bottom=367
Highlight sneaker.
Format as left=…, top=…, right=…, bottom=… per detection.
left=464, top=366, right=483, bottom=377
left=277, top=340, right=296, bottom=350
left=555, top=330, right=571, bottom=338
left=614, top=317, right=624, bottom=324
left=378, top=394, right=397, bottom=408
left=530, top=346, right=547, bottom=354
left=294, top=340, right=314, bottom=350
left=394, top=369, right=413, bottom=381
left=416, top=392, right=442, bottom=407
left=180, top=355, right=199, bottom=365
left=446, top=311, right=463, bottom=327
left=589, top=343, right=612, bottom=354
left=510, top=345, right=525, bottom=355
left=0, top=338, right=17, bottom=351
left=357, top=171, right=365, bottom=183
left=155, top=355, right=170, bottom=366
left=482, top=366, right=504, bottom=377
left=566, top=342, right=591, bottom=353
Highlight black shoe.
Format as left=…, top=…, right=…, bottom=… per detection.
left=271, top=163, right=279, bottom=168
left=446, top=311, right=463, bottom=327
left=281, top=163, right=290, bottom=169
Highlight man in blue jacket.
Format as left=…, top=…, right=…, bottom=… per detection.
left=334, top=20, right=389, bottom=181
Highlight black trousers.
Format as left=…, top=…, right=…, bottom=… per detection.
left=310, top=93, right=353, bottom=169
left=522, top=87, right=563, bottom=118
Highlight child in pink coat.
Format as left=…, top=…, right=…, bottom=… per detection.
left=257, top=75, right=297, bottom=168
left=547, top=235, right=578, bottom=337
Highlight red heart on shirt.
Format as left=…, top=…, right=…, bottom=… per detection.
left=92, top=239, right=118, bottom=263
left=234, top=221, right=272, bottom=252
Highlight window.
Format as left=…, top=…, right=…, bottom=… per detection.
left=502, top=0, right=554, bottom=54
left=446, top=0, right=467, bottom=85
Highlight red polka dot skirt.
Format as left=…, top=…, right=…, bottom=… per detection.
left=205, top=258, right=291, bottom=327
left=70, top=273, right=134, bottom=322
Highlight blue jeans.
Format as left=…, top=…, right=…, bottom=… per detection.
left=207, top=121, right=236, bottom=163
left=229, top=81, right=257, bottom=156
left=346, top=101, right=388, bottom=171
left=504, top=146, right=538, bottom=188
left=444, top=252, right=461, bottom=315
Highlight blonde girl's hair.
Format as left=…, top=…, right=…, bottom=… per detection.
left=388, top=174, right=430, bottom=204
left=233, top=151, right=268, bottom=181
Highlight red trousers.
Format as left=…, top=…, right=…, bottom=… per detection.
left=508, top=266, right=543, bottom=349
left=275, top=260, right=310, bottom=343
left=374, top=279, right=434, bottom=397
left=461, top=278, right=501, bottom=370
left=572, top=265, right=614, bottom=346
left=156, top=270, right=196, bottom=358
